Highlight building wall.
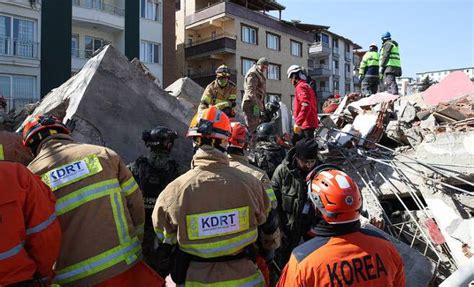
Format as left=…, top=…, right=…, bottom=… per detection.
left=162, top=0, right=176, bottom=87
left=0, top=0, right=41, bottom=110
left=416, top=68, right=474, bottom=83
left=140, top=16, right=163, bottom=84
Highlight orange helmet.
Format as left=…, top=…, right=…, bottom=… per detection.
left=187, top=106, right=231, bottom=140
left=22, top=114, right=70, bottom=147
left=307, top=168, right=362, bottom=224
left=229, top=122, right=250, bottom=149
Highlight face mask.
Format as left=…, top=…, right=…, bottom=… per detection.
left=218, top=78, right=228, bottom=87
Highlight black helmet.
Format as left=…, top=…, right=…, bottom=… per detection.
left=265, top=99, right=280, bottom=115
left=142, top=126, right=178, bottom=151
left=255, top=123, right=275, bottom=141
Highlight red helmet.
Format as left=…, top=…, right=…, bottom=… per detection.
left=187, top=106, right=231, bottom=140
left=22, top=114, right=70, bottom=147
left=229, top=122, right=250, bottom=149
left=307, top=168, right=362, bottom=224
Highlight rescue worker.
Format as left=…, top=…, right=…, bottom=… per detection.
left=152, top=106, right=273, bottom=286
left=227, top=122, right=281, bottom=286
left=0, top=99, right=34, bottom=165
left=0, top=161, right=61, bottom=286
left=199, top=64, right=237, bottom=118
left=23, top=114, right=164, bottom=287
left=260, top=99, right=280, bottom=124
left=287, top=65, right=318, bottom=145
left=249, top=122, right=286, bottom=179
left=277, top=168, right=406, bottom=287
left=272, top=138, right=320, bottom=266
left=127, top=126, right=181, bottom=273
left=242, top=57, right=268, bottom=134
left=359, top=43, right=380, bottom=96
left=380, top=32, right=402, bottom=95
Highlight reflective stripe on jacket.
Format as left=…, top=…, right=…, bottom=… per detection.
left=152, top=145, right=269, bottom=285
left=0, top=161, right=61, bottom=285
left=359, top=51, right=379, bottom=77
left=27, top=134, right=145, bottom=287
left=0, top=131, right=33, bottom=165
left=199, top=80, right=237, bottom=111
left=277, top=228, right=406, bottom=287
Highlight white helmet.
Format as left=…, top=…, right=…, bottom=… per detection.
left=287, top=65, right=302, bottom=79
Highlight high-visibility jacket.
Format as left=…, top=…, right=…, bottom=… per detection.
left=0, top=130, right=33, bottom=165
left=277, top=228, right=406, bottom=287
left=0, top=161, right=61, bottom=286
left=359, top=51, right=380, bottom=78
left=199, top=79, right=237, bottom=112
left=380, top=40, right=402, bottom=76
left=27, top=134, right=147, bottom=287
left=152, top=145, right=270, bottom=286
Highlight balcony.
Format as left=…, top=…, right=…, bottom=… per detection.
left=315, top=88, right=332, bottom=102
left=185, top=34, right=236, bottom=60
left=345, top=52, right=351, bottom=62
left=72, top=0, right=124, bottom=32
left=0, top=37, right=39, bottom=59
left=345, top=71, right=352, bottom=81
left=333, top=68, right=340, bottom=77
left=332, top=48, right=339, bottom=58
left=309, top=42, right=330, bottom=56
left=309, top=64, right=331, bottom=77
left=188, top=68, right=237, bottom=87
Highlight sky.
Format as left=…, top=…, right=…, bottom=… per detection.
left=275, top=0, right=474, bottom=78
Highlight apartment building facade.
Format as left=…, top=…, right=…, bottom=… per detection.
left=1, top=0, right=175, bottom=112
left=0, top=0, right=41, bottom=112
left=396, top=77, right=416, bottom=96
left=416, top=67, right=474, bottom=83
left=176, top=0, right=312, bottom=110
left=297, top=24, right=361, bottom=102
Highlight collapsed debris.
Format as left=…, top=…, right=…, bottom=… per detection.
left=18, top=45, right=194, bottom=168
left=318, top=74, right=474, bottom=285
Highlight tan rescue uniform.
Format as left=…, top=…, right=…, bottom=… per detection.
left=242, top=65, right=267, bottom=133
left=228, top=153, right=281, bottom=251
left=199, top=80, right=237, bottom=112
left=28, top=134, right=145, bottom=287
left=0, top=131, right=33, bottom=165
left=152, top=146, right=270, bottom=285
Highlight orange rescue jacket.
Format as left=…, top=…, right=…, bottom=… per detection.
left=277, top=228, right=405, bottom=287
left=0, top=161, right=61, bottom=285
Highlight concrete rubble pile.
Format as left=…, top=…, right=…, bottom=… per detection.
left=18, top=45, right=194, bottom=168
left=318, top=73, right=474, bottom=285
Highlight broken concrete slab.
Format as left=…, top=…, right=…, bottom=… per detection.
left=348, top=92, right=399, bottom=110
left=423, top=71, right=474, bottom=106
left=19, top=45, right=194, bottom=167
left=165, top=77, right=203, bottom=109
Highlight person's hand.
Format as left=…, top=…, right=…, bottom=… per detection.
left=293, top=124, right=302, bottom=134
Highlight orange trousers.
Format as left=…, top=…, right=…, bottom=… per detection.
left=95, top=261, right=165, bottom=287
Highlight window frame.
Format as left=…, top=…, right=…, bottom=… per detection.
left=141, top=0, right=162, bottom=22
left=267, top=63, right=281, bottom=80
left=266, top=32, right=280, bottom=51
left=140, top=40, right=162, bottom=64
left=84, top=35, right=105, bottom=58
left=290, top=40, right=303, bottom=57
left=241, top=57, right=257, bottom=75
left=241, top=24, right=258, bottom=45
left=0, top=74, right=38, bottom=112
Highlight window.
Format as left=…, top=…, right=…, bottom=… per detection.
left=345, top=63, right=350, bottom=72
left=266, top=32, right=280, bottom=51
left=175, top=0, right=181, bottom=11
left=0, top=74, right=37, bottom=112
left=333, top=38, right=339, bottom=48
left=0, top=15, right=36, bottom=58
left=320, top=81, right=326, bottom=89
left=241, top=58, right=256, bottom=75
left=141, top=0, right=162, bottom=22
left=345, top=43, right=350, bottom=53
left=333, top=60, right=339, bottom=70
left=71, top=34, right=79, bottom=57
left=140, top=41, right=161, bottom=64
left=267, top=63, right=281, bottom=80
left=333, top=81, right=339, bottom=91
left=241, top=24, right=257, bottom=45
left=290, top=40, right=302, bottom=57
left=345, top=83, right=351, bottom=93
left=85, top=36, right=105, bottom=58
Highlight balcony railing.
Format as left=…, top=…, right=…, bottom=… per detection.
left=185, top=35, right=236, bottom=59
left=309, top=42, right=330, bottom=55
left=188, top=69, right=237, bottom=87
left=72, top=0, right=125, bottom=16
left=309, top=64, right=331, bottom=77
left=345, top=71, right=352, bottom=79
left=0, top=37, right=39, bottom=59
left=333, top=68, right=340, bottom=76
left=332, top=48, right=339, bottom=57
left=345, top=52, right=351, bottom=62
